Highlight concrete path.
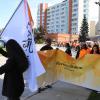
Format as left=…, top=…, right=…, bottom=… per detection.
left=22, top=81, right=91, bottom=100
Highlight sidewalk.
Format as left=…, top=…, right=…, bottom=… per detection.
left=22, top=81, right=91, bottom=100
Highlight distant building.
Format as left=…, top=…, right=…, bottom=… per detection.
left=88, top=0, right=100, bottom=36
left=89, top=21, right=96, bottom=37
left=37, top=3, right=48, bottom=30
left=95, top=0, right=100, bottom=35
left=71, top=0, right=89, bottom=34
left=37, top=0, right=98, bottom=37
left=37, top=1, right=69, bottom=34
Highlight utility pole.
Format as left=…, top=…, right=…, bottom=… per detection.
left=95, top=0, right=100, bottom=35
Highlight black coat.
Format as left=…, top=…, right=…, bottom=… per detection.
left=0, top=57, right=24, bottom=97
left=0, top=39, right=28, bottom=98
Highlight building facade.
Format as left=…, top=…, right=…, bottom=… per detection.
left=47, top=0, right=69, bottom=34
left=37, top=3, right=48, bottom=30
left=37, top=1, right=69, bottom=34
left=37, top=0, right=97, bottom=36
left=71, top=0, right=89, bottom=34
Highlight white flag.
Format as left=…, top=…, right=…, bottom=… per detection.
left=1, top=0, right=45, bottom=92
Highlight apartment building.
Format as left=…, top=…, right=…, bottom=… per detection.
left=37, top=3, right=48, bottom=30
left=46, top=0, right=68, bottom=33
left=37, top=0, right=97, bottom=36
left=71, top=0, right=89, bottom=34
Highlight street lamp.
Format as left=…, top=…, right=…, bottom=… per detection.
left=95, top=1, right=100, bottom=6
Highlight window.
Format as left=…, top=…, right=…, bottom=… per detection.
left=61, top=20, right=65, bottom=23
left=61, top=24, right=65, bottom=27
left=84, top=9, right=86, bottom=12
left=61, top=3, right=66, bottom=7
left=56, top=9, right=59, bottom=12
left=72, top=14, right=76, bottom=16
left=61, top=29, right=64, bottom=31
left=62, top=8, right=65, bottom=10
left=61, top=16, right=65, bottom=18
left=61, top=12, right=64, bottom=15
left=56, top=13, right=59, bottom=16
left=56, top=17, right=59, bottom=19
left=74, top=0, right=77, bottom=2
left=73, top=9, right=77, bottom=12
left=56, top=25, right=60, bottom=27
left=52, top=7, right=55, bottom=9
left=74, top=4, right=78, bottom=7
left=56, top=21, right=59, bottom=24
left=57, top=5, right=59, bottom=8
left=56, top=29, right=58, bottom=31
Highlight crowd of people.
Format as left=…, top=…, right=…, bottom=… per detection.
left=65, top=41, right=100, bottom=59
left=42, top=38, right=100, bottom=59
left=73, top=42, right=100, bottom=59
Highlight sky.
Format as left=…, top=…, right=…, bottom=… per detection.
left=0, top=0, right=62, bottom=29
left=0, top=0, right=99, bottom=29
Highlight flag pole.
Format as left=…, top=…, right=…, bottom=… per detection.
left=0, top=0, right=24, bottom=37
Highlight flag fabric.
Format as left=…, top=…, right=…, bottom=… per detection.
left=0, top=0, right=45, bottom=92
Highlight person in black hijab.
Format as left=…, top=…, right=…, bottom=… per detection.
left=0, top=39, right=29, bottom=100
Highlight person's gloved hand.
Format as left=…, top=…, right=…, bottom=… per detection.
left=0, top=48, right=7, bottom=57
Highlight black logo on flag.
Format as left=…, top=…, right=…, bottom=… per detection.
left=22, top=22, right=33, bottom=53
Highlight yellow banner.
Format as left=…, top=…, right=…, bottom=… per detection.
left=37, top=49, right=100, bottom=91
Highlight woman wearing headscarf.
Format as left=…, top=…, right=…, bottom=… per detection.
left=90, top=44, right=100, bottom=54
left=78, top=43, right=90, bottom=58
left=0, top=39, right=29, bottom=100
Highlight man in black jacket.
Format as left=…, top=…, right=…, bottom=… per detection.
left=40, top=38, right=53, bottom=51
left=39, top=38, right=53, bottom=92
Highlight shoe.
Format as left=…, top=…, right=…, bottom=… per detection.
left=38, top=87, right=42, bottom=93
left=45, top=85, right=52, bottom=88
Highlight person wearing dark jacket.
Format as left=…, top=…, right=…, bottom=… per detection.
left=75, top=45, right=80, bottom=59
left=65, top=43, right=72, bottom=56
left=40, top=38, right=53, bottom=51
left=39, top=38, right=53, bottom=92
left=0, top=39, right=29, bottom=100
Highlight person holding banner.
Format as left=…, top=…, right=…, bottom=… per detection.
left=39, top=38, right=53, bottom=92
left=65, top=43, right=72, bottom=56
left=40, top=38, right=53, bottom=51
left=0, top=39, right=29, bottom=100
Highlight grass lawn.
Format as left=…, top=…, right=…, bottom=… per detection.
left=87, top=91, right=100, bottom=100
